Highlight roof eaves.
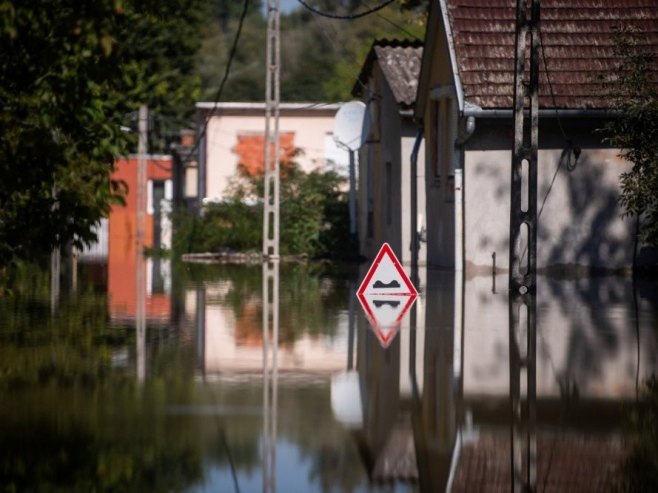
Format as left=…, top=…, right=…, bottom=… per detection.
left=440, top=0, right=464, bottom=111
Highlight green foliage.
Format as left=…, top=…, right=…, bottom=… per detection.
left=175, top=164, right=356, bottom=259
left=0, top=0, right=207, bottom=269
left=0, top=264, right=203, bottom=492
left=197, top=0, right=427, bottom=102
left=602, top=27, right=658, bottom=248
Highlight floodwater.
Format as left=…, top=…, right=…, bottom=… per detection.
left=1, top=259, right=657, bottom=492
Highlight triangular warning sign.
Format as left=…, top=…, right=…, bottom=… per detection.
left=357, top=243, right=417, bottom=296
left=356, top=244, right=417, bottom=348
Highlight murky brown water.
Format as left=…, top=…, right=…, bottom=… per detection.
left=0, top=261, right=656, bottom=492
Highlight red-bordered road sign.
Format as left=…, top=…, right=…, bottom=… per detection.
left=357, top=243, right=417, bottom=296
left=356, top=243, right=417, bottom=347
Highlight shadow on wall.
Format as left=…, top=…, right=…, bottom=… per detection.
left=540, top=150, right=631, bottom=271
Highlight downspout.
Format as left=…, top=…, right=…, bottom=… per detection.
left=410, top=126, right=424, bottom=286
left=454, top=115, right=475, bottom=273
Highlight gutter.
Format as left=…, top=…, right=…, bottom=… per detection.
left=463, top=108, right=615, bottom=119
left=410, top=127, right=424, bottom=280
left=195, top=102, right=342, bottom=111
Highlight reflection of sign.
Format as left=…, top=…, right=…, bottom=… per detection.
left=357, top=243, right=417, bottom=347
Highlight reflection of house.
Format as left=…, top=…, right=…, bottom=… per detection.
left=340, top=268, right=658, bottom=490
left=196, top=102, right=348, bottom=202
left=354, top=40, right=426, bottom=265
left=189, top=282, right=349, bottom=376
left=107, top=155, right=172, bottom=322
left=415, top=1, right=658, bottom=271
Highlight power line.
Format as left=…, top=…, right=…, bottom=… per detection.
left=363, top=0, right=423, bottom=42
left=181, top=0, right=250, bottom=163
left=306, top=12, right=380, bottom=100
left=296, top=0, right=396, bottom=20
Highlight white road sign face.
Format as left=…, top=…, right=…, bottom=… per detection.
left=356, top=243, right=417, bottom=348
left=357, top=243, right=417, bottom=297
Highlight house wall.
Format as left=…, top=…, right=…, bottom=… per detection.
left=107, top=156, right=173, bottom=321
left=419, top=12, right=459, bottom=268
left=203, top=107, right=343, bottom=201
left=357, top=67, right=427, bottom=265
left=462, top=119, right=637, bottom=273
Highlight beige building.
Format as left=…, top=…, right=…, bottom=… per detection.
left=196, top=102, right=348, bottom=203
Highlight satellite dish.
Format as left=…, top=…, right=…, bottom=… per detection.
left=333, top=101, right=371, bottom=151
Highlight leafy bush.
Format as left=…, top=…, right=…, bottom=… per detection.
left=173, top=165, right=357, bottom=259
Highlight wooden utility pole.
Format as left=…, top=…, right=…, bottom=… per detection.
left=509, top=0, right=540, bottom=491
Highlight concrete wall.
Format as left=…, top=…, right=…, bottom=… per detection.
left=464, top=147, right=635, bottom=273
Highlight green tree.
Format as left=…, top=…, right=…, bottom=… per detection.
left=0, top=0, right=206, bottom=269
left=603, top=27, right=658, bottom=248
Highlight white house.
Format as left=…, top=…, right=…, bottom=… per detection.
left=415, top=0, right=658, bottom=273
left=195, top=102, right=348, bottom=203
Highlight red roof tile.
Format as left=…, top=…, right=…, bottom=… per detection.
left=446, top=0, right=658, bottom=109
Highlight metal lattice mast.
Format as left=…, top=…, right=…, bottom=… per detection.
left=262, top=2, right=280, bottom=492
left=509, top=0, right=540, bottom=491
left=263, top=0, right=280, bottom=259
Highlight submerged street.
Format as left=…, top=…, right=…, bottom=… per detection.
left=1, top=258, right=656, bottom=492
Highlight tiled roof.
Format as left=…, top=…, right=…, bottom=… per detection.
left=446, top=0, right=658, bottom=109
left=354, top=39, right=423, bottom=109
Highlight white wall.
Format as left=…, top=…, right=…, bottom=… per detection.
left=463, top=148, right=635, bottom=272
left=204, top=108, right=340, bottom=201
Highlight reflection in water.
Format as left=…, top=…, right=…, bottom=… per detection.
left=262, top=260, right=279, bottom=493
left=1, top=262, right=658, bottom=491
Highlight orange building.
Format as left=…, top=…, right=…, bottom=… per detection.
left=108, top=155, right=173, bottom=323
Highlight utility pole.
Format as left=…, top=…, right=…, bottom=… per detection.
left=262, top=3, right=280, bottom=493
left=136, top=103, right=148, bottom=382
left=509, top=0, right=539, bottom=491
left=263, top=0, right=281, bottom=259
left=509, top=0, right=540, bottom=492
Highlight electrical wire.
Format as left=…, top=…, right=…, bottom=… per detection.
left=538, top=28, right=572, bottom=149
left=306, top=11, right=380, bottom=100
left=362, top=0, right=423, bottom=42
left=296, top=0, right=396, bottom=20
left=181, top=0, right=251, bottom=163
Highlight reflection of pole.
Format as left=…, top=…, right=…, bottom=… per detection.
left=262, top=260, right=279, bottom=493
left=509, top=0, right=539, bottom=490
left=50, top=247, right=60, bottom=315
left=136, top=104, right=148, bottom=382
left=349, top=150, right=357, bottom=239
